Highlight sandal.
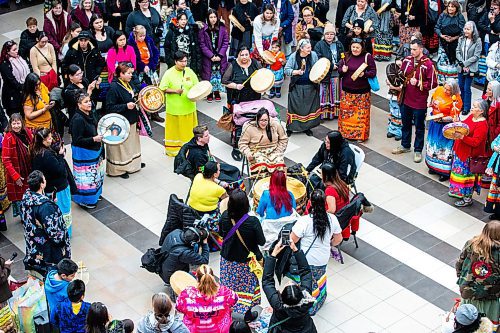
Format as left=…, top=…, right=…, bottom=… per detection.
left=454, top=199, right=472, bottom=207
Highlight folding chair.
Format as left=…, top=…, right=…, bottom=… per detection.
left=348, top=144, right=366, bottom=193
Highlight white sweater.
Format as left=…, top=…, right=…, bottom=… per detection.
left=252, top=14, right=280, bottom=54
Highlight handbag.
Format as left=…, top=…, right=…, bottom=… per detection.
left=469, top=156, right=489, bottom=174
left=217, top=106, right=235, bottom=131
left=364, top=54, right=380, bottom=92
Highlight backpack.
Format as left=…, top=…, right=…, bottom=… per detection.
left=141, top=248, right=168, bottom=274
left=174, top=144, right=195, bottom=179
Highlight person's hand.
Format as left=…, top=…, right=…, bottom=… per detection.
left=333, top=64, right=338, bottom=70
left=489, top=12, right=495, bottom=21
left=289, top=239, right=298, bottom=252
left=203, top=237, right=208, bottom=244
left=127, top=102, right=136, bottom=109
left=93, top=135, right=103, bottom=142
left=144, top=65, right=150, bottom=73
left=393, top=11, right=400, bottom=18
left=345, top=23, right=352, bottom=29
left=15, top=177, right=23, bottom=187
left=486, top=167, right=494, bottom=176
left=359, top=71, right=364, bottom=77
left=211, top=56, right=218, bottom=61
left=112, top=12, right=121, bottom=16
left=219, top=180, right=229, bottom=188
left=236, top=84, right=244, bottom=90
left=246, top=154, right=254, bottom=162
left=295, top=69, right=304, bottom=76
left=453, top=132, right=464, bottom=140
left=88, top=80, right=97, bottom=91
left=176, top=88, right=184, bottom=94
left=59, top=144, right=65, bottom=155
left=410, top=77, right=417, bottom=86
left=271, top=240, right=285, bottom=257
left=463, top=67, right=469, bottom=72
left=342, top=65, right=348, bottom=73
left=408, top=14, right=415, bottom=20
left=396, top=59, right=402, bottom=67
left=4, top=259, right=13, bottom=266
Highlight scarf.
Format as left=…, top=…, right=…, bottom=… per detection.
left=12, top=130, right=31, bottom=180
left=9, top=57, right=29, bottom=84
left=52, top=12, right=67, bottom=46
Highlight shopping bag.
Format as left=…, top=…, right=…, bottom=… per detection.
left=16, top=279, right=47, bottom=333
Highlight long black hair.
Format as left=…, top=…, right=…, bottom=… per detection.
left=327, top=130, right=345, bottom=157
left=112, top=30, right=127, bottom=52
left=22, top=73, right=41, bottom=107
left=309, top=189, right=331, bottom=241
left=256, top=108, right=272, bottom=142
left=228, top=189, right=250, bottom=222
left=86, top=302, right=109, bottom=333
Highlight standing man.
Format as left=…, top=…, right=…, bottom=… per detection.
left=391, top=39, right=438, bottom=163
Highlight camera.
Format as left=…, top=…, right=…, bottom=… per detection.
left=193, top=214, right=210, bottom=231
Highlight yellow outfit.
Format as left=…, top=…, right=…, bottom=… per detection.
left=24, top=82, right=52, bottom=129
left=159, top=66, right=199, bottom=156
left=188, top=173, right=225, bottom=212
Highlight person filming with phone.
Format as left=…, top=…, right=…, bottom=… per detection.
left=23, top=73, right=56, bottom=131
left=290, top=189, right=342, bottom=315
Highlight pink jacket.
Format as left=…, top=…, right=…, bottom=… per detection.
left=176, top=285, right=238, bottom=333
left=106, top=45, right=137, bottom=83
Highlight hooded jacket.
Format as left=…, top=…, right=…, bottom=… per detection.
left=62, top=36, right=105, bottom=83
left=20, top=190, right=71, bottom=274
left=306, top=140, right=356, bottom=185
left=127, top=32, right=160, bottom=74
left=137, top=311, right=189, bottom=333
left=45, top=270, right=70, bottom=322
left=44, top=10, right=72, bottom=54
left=174, top=137, right=211, bottom=179
left=164, top=21, right=201, bottom=75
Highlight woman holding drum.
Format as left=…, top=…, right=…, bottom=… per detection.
left=313, top=23, right=344, bottom=119
left=105, top=62, right=145, bottom=179
left=251, top=4, right=280, bottom=65
left=229, top=0, right=259, bottom=59
left=449, top=99, right=489, bottom=207
left=425, top=79, right=463, bottom=182
left=69, top=93, right=104, bottom=209
left=337, top=38, right=377, bottom=142
left=198, top=9, right=229, bottom=103
left=285, top=38, right=320, bottom=137
left=159, top=51, right=199, bottom=157
left=238, top=107, right=288, bottom=176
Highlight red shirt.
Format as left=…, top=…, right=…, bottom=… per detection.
left=305, top=185, right=349, bottom=214
left=453, top=115, right=488, bottom=161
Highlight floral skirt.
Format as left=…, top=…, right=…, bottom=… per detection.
left=387, top=98, right=402, bottom=137
left=373, top=31, right=393, bottom=61
left=399, top=26, right=420, bottom=45
left=320, top=78, right=341, bottom=119
left=249, top=146, right=286, bottom=176
left=339, top=91, right=371, bottom=141
left=0, top=162, right=10, bottom=212
left=220, top=257, right=261, bottom=314
left=425, top=121, right=453, bottom=176
left=210, top=69, right=224, bottom=93
left=449, top=153, right=480, bottom=198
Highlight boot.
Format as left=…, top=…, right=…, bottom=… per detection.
left=150, top=112, right=165, bottom=122
left=275, top=87, right=282, bottom=98
left=214, top=91, right=221, bottom=102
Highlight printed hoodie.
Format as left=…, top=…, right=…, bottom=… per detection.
left=137, top=311, right=189, bottom=333
left=45, top=270, right=70, bottom=322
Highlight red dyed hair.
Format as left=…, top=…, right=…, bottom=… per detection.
left=269, top=171, right=293, bottom=213
left=0, top=41, right=16, bottom=63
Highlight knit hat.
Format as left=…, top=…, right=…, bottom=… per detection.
left=324, top=23, right=335, bottom=34
left=353, top=19, right=364, bottom=28
left=455, top=304, right=479, bottom=326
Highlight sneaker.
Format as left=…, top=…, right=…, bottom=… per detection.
left=455, top=198, right=472, bottom=207
left=395, top=136, right=402, bottom=141
left=268, top=91, right=275, bottom=98
left=214, top=91, right=221, bottom=102
left=79, top=203, right=97, bottom=209
left=207, top=96, right=213, bottom=103
left=392, top=146, right=411, bottom=154
left=286, top=130, right=292, bottom=137
left=387, top=132, right=395, bottom=138
left=414, top=152, right=422, bottom=163
left=120, top=173, right=129, bottom=179
left=141, top=162, right=146, bottom=168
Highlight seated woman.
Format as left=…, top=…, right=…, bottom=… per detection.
left=238, top=108, right=288, bottom=176
left=187, top=161, right=228, bottom=248
left=176, top=265, right=238, bottom=333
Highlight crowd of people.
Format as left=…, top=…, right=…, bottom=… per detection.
left=0, top=0, right=497, bottom=331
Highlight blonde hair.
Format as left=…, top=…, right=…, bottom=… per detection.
left=196, top=265, right=219, bottom=297
left=469, top=221, right=500, bottom=262
left=133, top=25, right=146, bottom=38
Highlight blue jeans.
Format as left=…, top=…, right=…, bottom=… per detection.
left=401, top=104, right=426, bottom=152
left=458, top=72, right=473, bottom=112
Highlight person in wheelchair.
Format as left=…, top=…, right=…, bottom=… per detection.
left=305, top=130, right=356, bottom=191
left=238, top=108, right=288, bottom=177
left=175, top=125, right=241, bottom=187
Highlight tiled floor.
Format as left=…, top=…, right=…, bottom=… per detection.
left=0, top=3, right=495, bottom=333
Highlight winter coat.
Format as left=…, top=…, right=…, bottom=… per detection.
left=175, top=137, right=212, bottom=178
left=62, top=36, right=105, bottom=83
left=45, top=269, right=70, bottom=321
left=127, top=33, right=160, bottom=74
left=70, top=6, right=101, bottom=30
left=238, top=118, right=288, bottom=159
left=1, top=131, right=33, bottom=202
left=176, top=285, right=238, bottom=333
left=198, top=22, right=229, bottom=81
left=105, top=0, right=133, bottom=31
left=137, top=311, right=189, bottom=333
left=263, top=252, right=317, bottom=333
left=478, top=10, right=500, bottom=44
left=70, top=109, right=101, bottom=151
left=19, top=29, right=40, bottom=61
left=262, top=0, right=295, bottom=44
left=159, top=194, right=201, bottom=245
left=191, top=0, right=208, bottom=22
left=306, top=140, right=356, bottom=184
left=341, top=5, right=380, bottom=37
left=487, top=97, right=500, bottom=145
left=20, top=190, right=71, bottom=273
left=53, top=299, right=91, bottom=333
left=335, top=0, right=356, bottom=29
left=0, top=60, right=25, bottom=113
left=44, top=11, right=72, bottom=54
left=159, top=229, right=209, bottom=284
left=106, top=77, right=139, bottom=124
left=0, top=257, right=12, bottom=303
left=434, top=12, right=466, bottom=38
left=32, top=149, right=69, bottom=194
left=230, top=2, right=259, bottom=40
left=299, top=0, right=328, bottom=23
left=125, top=8, right=163, bottom=44
left=313, top=39, right=344, bottom=81
left=164, top=22, right=202, bottom=75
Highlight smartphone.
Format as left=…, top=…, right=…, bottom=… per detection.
left=93, top=75, right=100, bottom=82
left=281, top=230, right=291, bottom=246
left=9, top=252, right=17, bottom=261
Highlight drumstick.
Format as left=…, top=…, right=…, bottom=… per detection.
left=241, top=70, right=258, bottom=86
left=180, top=69, right=185, bottom=96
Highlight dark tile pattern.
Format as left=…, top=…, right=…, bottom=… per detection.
left=0, top=234, right=26, bottom=280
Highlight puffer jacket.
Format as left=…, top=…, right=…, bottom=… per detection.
left=20, top=190, right=71, bottom=274
left=62, top=36, right=105, bottom=83
left=137, top=311, right=189, bottom=333
left=159, top=194, right=200, bottom=245
left=306, top=140, right=356, bottom=185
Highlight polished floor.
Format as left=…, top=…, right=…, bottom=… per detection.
left=0, top=3, right=492, bottom=333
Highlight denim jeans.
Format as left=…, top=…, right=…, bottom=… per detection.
left=458, top=72, right=473, bottom=112
left=401, top=104, right=426, bottom=152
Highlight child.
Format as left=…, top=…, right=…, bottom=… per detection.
left=53, top=279, right=91, bottom=333
left=347, top=19, right=372, bottom=54
left=45, top=258, right=79, bottom=322
left=19, top=17, right=41, bottom=62
left=268, top=40, right=286, bottom=98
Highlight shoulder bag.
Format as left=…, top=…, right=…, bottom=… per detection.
left=365, top=54, right=380, bottom=92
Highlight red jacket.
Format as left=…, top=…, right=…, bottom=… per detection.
left=43, top=11, right=72, bottom=54
left=453, top=115, right=488, bottom=162
left=1, top=131, right=33, bottom=202
left=486, top=97, right=500, bottom=145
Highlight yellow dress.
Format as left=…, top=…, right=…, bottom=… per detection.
left=159, top=66, right=199, bottom=156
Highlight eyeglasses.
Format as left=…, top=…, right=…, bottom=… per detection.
left=351, top=38, right=363, bottom=43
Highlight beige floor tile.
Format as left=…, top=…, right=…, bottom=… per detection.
left=337, top=288, right=382, bottom=313
left=338, top=314, right=383, bottom=333
left=317, top=299, right=359, bottom=326
left=363, top=301, right=407, bottom=328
